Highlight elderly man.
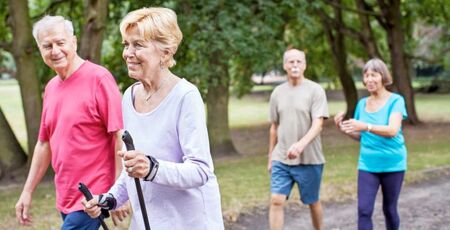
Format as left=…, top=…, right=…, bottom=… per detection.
left=15, top=15, right=126, bottom=229
left=268, top=49, right=329, bottom=230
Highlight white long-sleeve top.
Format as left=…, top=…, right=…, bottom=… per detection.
left=109, top=79, right=224, bottom=230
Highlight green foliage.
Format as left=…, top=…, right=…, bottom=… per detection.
left=405, top=0, right=450, bottom=69
left=172, top=0, right=286, bottom=97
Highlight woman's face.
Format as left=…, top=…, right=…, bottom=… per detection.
left=363, top=69, right=384, bottom=93
left=122, top=26, right=162, bottom=80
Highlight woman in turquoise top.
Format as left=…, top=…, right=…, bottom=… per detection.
left=334, top=58, right=407, bottom=230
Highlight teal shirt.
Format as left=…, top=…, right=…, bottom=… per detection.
left=354, top=93, right=408, bottom=172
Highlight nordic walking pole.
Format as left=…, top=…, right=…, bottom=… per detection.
left=78, top=183, right=109, bottom=230
left=122, top=130, right=151, bottom=230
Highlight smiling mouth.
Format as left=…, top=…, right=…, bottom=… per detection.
left=52, top=57, right=64, bottom=62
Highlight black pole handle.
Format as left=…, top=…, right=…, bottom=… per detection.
left=79, top=182, right=94, bottom=200
left=78, top=183, right=109, bottom=230
left=122, top=130, right=135, bottom=151
left=122, top=130, right=151, bottom=230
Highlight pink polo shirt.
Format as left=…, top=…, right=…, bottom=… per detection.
left=39, top=61, right=123, bottom=214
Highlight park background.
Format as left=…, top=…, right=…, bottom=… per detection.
left=0, top=0, right=449, bottom=229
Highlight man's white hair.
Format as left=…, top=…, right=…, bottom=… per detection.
left=283, top=49, right=306, bottom=64
left=32, top=15, right=74, bottom=42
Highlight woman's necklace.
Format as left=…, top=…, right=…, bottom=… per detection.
left=145, top=77, right=168, bottom=102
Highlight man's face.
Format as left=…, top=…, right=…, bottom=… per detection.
left=36, top=24, right=77, bottom=73
left=283, top=50, right=306, bottom=79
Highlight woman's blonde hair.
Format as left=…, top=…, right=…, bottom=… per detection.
left=363, top=58, right=393, bottom=86
left=120, top=7, right=182, bottom=68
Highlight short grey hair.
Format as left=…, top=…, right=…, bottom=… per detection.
left=363, top=58, right=393, bottom=86
left=283, top=49, right=306, bottom=65
left=32, top=15, right=74, bottom=42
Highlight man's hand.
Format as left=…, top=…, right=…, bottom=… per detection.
left=110, top=201, right=131, bottom=226
left=267, top=159, right=272, bottom=173
left=15, top=191, right=33, bottom=225
left=287, top=142, right=306, bottom=159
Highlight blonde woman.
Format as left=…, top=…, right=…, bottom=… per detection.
left=82, top=7, right=223, bottom=229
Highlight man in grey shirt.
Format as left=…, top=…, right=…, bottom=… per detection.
left=268, top=49, right=329, bottom=230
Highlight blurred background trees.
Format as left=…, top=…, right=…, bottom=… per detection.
left=0, top=0, right=448, bottom=178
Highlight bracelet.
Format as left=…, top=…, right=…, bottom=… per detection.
left=367, top=123, right=373, bottom=132
left=144, top=155, right=159, bottom=181
left=98, top=193, right=117, bottom=210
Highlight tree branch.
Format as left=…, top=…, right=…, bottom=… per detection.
left=363, top=0, right=387, bottom=28
left=322, top=0, right=381, bottom=17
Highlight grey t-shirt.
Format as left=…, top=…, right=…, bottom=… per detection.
left=269, top=79, right=329, bottom=165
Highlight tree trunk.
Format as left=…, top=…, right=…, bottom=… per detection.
left=0, top=107, right=27, bottom=179
left=378, top=0, right=420, bottom=124
left=79, top=0, right=109, bottom=64
left=8, top=0, right=42, bottom=161
left=205, top=74, right=238, bottom=156
left=317, top=0, right=359, bottom=117
left=355, top=0, right=381, bottom=58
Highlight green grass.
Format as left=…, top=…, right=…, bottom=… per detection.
left=229, top=94, right=269, bottom=128
left=0, top=79, right=27, bottom=150
left=415, top=94, right=450, bottom=122
left=0, top=183, right=60, bottom=229
left=229, top=90, right=450, bottom=128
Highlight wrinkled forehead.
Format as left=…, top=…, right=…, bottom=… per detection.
left=283, top=50, right=305, bottom=63
left=37, top=23, right=71, bottom=43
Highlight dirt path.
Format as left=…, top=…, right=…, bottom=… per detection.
left=226, top=172, right=450, bottom=230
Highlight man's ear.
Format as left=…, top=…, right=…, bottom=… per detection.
left=72, top=35, right=78, bottom=50
left=283, top=62, right=288, bottom=72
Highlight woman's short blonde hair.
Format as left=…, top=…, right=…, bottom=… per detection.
left=363, top=58, right=393, bottom=86
left=120, top=7, right=182, bottom=68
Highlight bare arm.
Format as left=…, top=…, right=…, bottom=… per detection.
left=341, top=112, right=403, bottom=138
left=113, top=130, right=124, bottom=179
left=267, top=122, right=278, bottom=171
left=287, top=117, right=324, bottom=159
left=366, top=113, right=403, bottom=137
left=15, top=141, right=51, bottom=225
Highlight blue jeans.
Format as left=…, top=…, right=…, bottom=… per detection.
left=61, top=211, right=101, bottom=230
left=358, top=170, right=405, bottom=230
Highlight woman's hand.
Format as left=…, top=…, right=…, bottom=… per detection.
left=334, top=111, right=346, bottom=130
left=118, top=150, right=151, bottom=178
left=81, top=196, right=101, bottom=218
left=341, top=119, right=367, bottom=134
left=110, top=201, right=131, bottom=226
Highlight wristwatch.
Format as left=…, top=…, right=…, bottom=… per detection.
left=367, top=123, right=373, bottom=132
